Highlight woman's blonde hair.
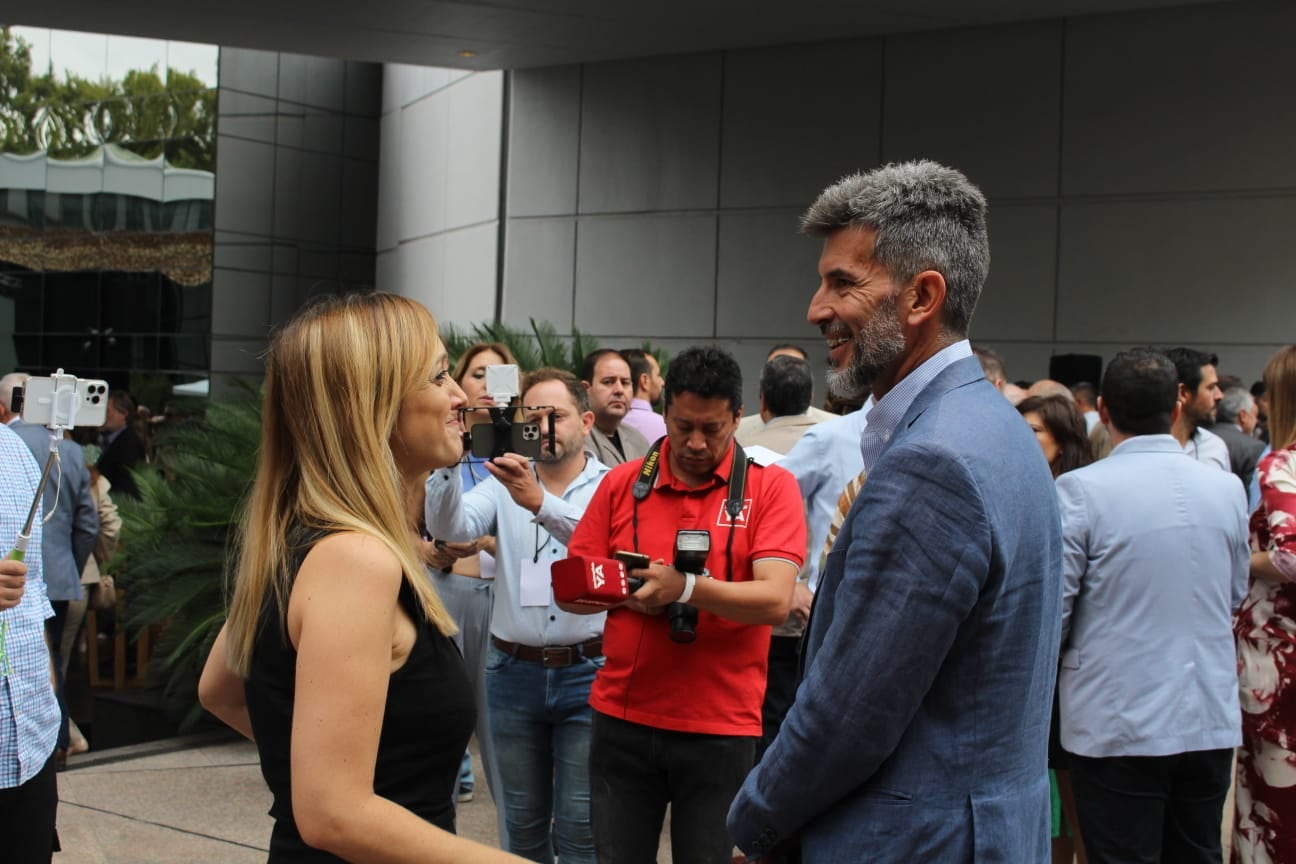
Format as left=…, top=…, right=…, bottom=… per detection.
left=225, top=292, right=456, bottom=676
left=1265, top=345, right=1296, bottom=451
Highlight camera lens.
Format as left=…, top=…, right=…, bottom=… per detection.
left=668, top=603, right=697, bottom=644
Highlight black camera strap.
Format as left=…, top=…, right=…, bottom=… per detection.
left=630, top=437, right=750, bottom=582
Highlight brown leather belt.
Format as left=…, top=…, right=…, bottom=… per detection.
left=491, top=635, right=603, bottom=668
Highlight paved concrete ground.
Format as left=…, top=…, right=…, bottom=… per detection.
left=54, top=733, right=677, bottom=863
left=55, top=734, right=508, bottom=863
left=52, top=733, right=1235, bottom=863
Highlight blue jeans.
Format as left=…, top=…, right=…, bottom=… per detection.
left=485, top=643, right=598, bottom=864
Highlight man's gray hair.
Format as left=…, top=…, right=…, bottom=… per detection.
left=0, top=372, right=29, bottom=416
left=801, top=160, right=990, bottom=337
left=1218, top=386, right=1255, bottom=424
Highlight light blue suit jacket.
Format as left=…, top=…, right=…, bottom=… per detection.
left=1056, top=435, right=1247, bottom=758
left=728, top=356, right=1061, bottom=863
left=9, top=419, right=99, bottom=602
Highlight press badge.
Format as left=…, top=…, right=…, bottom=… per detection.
left=519, top=558, right=552, bottom=607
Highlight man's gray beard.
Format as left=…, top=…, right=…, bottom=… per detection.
left=826, top=358, right=873, bottom=402
left=825, top=300, right=906, bottom=402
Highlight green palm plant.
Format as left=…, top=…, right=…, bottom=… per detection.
left=112, top=391, right=260, bottom=728
left=440, top=318, right=670, bottom=379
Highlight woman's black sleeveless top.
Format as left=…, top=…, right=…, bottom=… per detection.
left=243, top=529, right=475, bottom=862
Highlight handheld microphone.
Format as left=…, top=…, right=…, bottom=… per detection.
left=551, top=555, right=630, bottom=613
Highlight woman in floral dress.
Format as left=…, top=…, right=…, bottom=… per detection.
left=1235, top=344, right=1296, bottom=863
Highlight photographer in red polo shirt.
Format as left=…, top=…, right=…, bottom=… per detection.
left=567, top=346, right=805, bottom=864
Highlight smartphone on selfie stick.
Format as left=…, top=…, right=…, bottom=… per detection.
left=5, top=369, right=109, bottom=562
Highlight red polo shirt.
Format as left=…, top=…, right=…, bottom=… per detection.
left=568, top=439, right=805, bottom=736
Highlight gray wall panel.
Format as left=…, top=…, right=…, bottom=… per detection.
left=341, top=159, right=381, bottom=248
left=502, top=218, right=576, bottom=331
left=396, top=93, right=449, bottom=240
left=578, top=54, right=723, bottom=214
left=445, top=72, right=503, bottom=230
left=508, top=66, right=581, bottom=218
left=574, top=214, right=716, bottom=337
left=715, top=211, right=820, bottom=339
left=217, top=48, right=278, bottom=97
left=973, top=203, right=1058, bottom=342
left=884, top=21, right=1062, bottom=199
left=211, top=269, right=271, bottom=338
left=213, top=48, right=381, bottom=381
left=213, top=237, right=273, bottom=274
left=216, top=90, right=278, bottom=143
left=376, top=110, right=402, bottom=251
left=210, top=338, right=266, bottom=375
left=1057, top=197, right=1296, bottom=345
left=213, top=135, right=275, bottom=236
left=376, top=72, right=503, bottom=316
left=720, top=40, right=883, bottom=209
left=345, top=116, right=380, bottom=162
left=1063, top=2, right=1296, bottom=196
left=346, top=61, right=383, bottom=114
left=441, top=223, right=500, bottom=324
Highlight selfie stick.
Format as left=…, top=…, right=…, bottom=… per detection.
left=3, top=370, right=78, bottom=674
left=6, top=369, right=77, bottom=562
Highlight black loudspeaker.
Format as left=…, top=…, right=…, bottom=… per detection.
left=1049, top=354, right=1103, bottom=388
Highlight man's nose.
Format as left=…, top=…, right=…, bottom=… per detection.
left=807, top=283, right=831, bottom=327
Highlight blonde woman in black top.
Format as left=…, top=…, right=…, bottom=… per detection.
left=199, top=292, right=528, bottom=864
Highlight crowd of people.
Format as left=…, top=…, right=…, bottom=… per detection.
left=3, top=158, right=1295, bottom=864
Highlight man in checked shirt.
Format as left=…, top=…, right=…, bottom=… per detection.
left=0, top=419, right=59, bottom=862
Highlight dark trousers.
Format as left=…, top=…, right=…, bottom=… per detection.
left=758, top=635, right=801, bottom=762
left=589, top=712, right=755, bottom=864
left=0, top=748, right=59, bottom=863
left=1068, top=748, right=1232, bottom=864
left=45, top=600, right=70, bottom=751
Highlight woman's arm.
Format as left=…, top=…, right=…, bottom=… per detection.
left=198, top=623, right=254, bottom=740
left=286, top=532, right=526, bottom=864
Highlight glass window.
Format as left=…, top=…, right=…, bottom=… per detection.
left=43, top=271, right=101, bottom=333
left=2, top=26, right=215, bottom=388
left=0, top=267, right=43, bottom=331
left=102, top=271, right=161, bottom=333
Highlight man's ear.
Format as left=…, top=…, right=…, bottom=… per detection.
left=580, top=410, right=595, bottom=436
left=582, top=380, right=591, bottom=392
left=1177, top=382, right=1190, bottom=406
left=637, top=372, right=650, bottom=396
left=903, top=269, right=947, bottom=329
left=1097, top=396, right=1110, bottom=427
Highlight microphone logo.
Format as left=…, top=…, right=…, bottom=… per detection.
left=591, top=563, right=605, bottom=590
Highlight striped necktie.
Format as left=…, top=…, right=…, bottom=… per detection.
left=819, top=470, right=867, bottom=575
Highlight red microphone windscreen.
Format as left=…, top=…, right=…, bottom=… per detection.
left=551, top=555, right=629, bottom=611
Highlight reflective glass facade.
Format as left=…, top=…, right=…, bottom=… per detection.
left=0, top=26, right=217, bottom=400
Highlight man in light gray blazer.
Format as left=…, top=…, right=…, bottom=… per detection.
left=1057, top=348, right=1248, bottom=864
left=728, top=161, right=1061, bottom=863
